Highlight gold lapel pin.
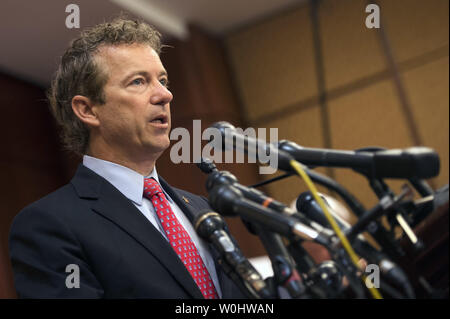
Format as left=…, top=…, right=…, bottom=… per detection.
left=182, top=196, right=190, bottom=204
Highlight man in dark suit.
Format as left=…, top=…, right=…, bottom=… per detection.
left=9, top=18, right=245, bottom=299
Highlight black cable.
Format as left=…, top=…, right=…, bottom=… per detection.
left=249, top=168, right=367, bottom=218
left=248, top=172, right=295, bottom=189
left=378, top=278, right=407, bottom=299
left=306, top=170, right=367, bottom=216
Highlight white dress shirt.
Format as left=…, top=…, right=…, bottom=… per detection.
left=83, top=155, right=222, bottom=297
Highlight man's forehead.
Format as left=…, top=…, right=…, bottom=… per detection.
left=94, top=43, right=163, bottom=71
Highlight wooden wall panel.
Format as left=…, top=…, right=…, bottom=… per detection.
left=402, top=57, right=449, bottom=188
left=257, top=105, right=328, bottom=204
left=328, top=79, right=415, bottom=207
left=328, top=80, right=413, bottom=149
left=226, top=5, right=317, bottom=123
left=319, top=0, right=386, bottom=90
left=379, top=0, right=449, bottom=63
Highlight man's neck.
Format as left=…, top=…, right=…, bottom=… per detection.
left=87, top=146, right=160, bottom=176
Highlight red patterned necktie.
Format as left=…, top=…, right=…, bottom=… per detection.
left=143, top=177, right=218, bottom=299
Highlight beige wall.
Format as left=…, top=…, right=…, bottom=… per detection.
left=225, top=0, right=449, bottom=210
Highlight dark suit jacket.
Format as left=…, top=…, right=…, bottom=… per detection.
left=9, top=164, right=246, bottom=299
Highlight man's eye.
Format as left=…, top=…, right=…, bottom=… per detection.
left=160, top=78, right=170, bottom=88
left=131, top=78, right=145, bottom=85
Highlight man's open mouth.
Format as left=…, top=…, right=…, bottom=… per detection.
left=150, top=115, right=168, bottom=124
left=149, top=114, right=169, bottom=128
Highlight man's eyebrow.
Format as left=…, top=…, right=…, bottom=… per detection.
left=122, top=71, right=147, bottom=84
left=122, top=70, right=169, bottom=84
left=159, top=70, right=168, bottom=77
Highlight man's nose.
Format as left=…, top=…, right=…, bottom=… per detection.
left=150, top=82, right=173, bottom=106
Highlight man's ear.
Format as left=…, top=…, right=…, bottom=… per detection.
left=71, top=95, right=100, bottom=127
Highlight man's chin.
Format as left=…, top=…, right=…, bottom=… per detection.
left=145, top=139, right=170, bottom=155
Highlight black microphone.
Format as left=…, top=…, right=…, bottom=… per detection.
left=296, top=191, right=413, bottom=295
left=297, top=191, right=352, bottom=232
left=209, top=184, right=334, bottom=246
left=278, top=140, right=440, bottom=179
left=194, top=209, right=272, bottom=299
left=196, top=157, right=219, bottom=174
left=210, top=121, right=295, bottom=172
left=198, top=157, right=302, bottom=222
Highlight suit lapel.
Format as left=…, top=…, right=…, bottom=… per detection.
left=71, top=165, right=204, bottom=299
left=159, top=177, right=198, bottom=223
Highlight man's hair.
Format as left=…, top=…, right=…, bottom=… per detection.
left=48, top=17, right=163, bottom=155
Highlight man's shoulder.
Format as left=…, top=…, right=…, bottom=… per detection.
left=21, top=183, right=77, bottom=213
left=16, top=163, right=106, bottom=217
left=11, top=182, right=83, bottom=231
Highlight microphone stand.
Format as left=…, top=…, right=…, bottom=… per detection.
left=408, top=178, right=434, bottom=197
left=251, top=225, right=324, bottom=299
left=368, top=178, right=424, bottom=253
left=327, top=247, right=367, bottom=298
left=286, top=239, right=317, bottom=276
left=365, top=178, right=418, bottom=298
left=285, top=237, right=353, bottom=298
left=408, top=184, right=448, bottom=227
left=214, top=254, right=265, bottom=299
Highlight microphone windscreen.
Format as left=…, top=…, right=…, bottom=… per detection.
left=196, top=157, right=217, bottom=174
left=373, top=147, right=440, bottom=179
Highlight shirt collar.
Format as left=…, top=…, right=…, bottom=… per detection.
left=83, top=155, right=171, bottom=205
